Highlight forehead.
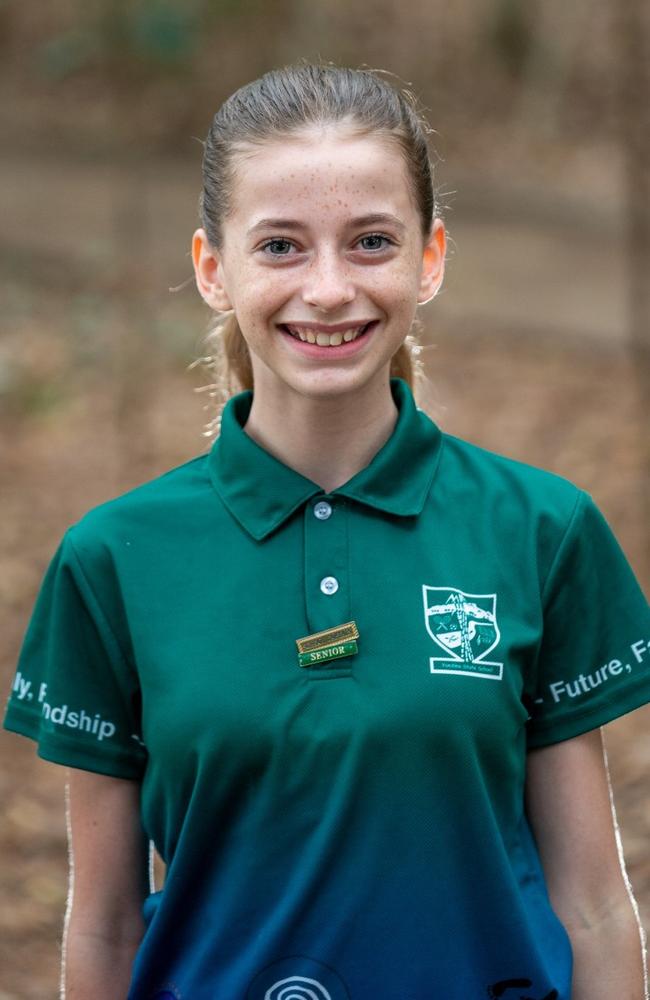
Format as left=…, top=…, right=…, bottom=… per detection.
left=227, top=129, right=416, bottom=225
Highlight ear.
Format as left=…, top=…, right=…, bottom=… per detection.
left=191, top=228, right=233, bottom=311
left=417, top=218, right=446, bottom=306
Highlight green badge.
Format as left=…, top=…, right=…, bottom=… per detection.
left=296, top=621, right=359, bottom=667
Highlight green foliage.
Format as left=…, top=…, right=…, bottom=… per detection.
left=132, top=3, right=198, bottom=62
left=0, top=370, right=69, bottom=419
left=111, top=0, right=203, bottom=68
left=31, top=0, right=257, bottom=82
left=35, top=29, right=102, bottom=81
left=486, top=0, right=535, bottom=80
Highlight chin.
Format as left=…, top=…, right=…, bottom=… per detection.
left=287, top=367, right=388, bottom=400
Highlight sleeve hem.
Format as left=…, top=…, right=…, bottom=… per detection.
left=526, top=676, right=650, bottom=749
left=3, top=710, right=146, bottom=780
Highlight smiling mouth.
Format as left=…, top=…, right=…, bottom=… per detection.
left=280, top=322, right=375, bottom=346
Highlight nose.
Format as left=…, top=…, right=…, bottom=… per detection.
left=301, top=249, right=356, bottom=312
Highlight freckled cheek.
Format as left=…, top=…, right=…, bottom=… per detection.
left=366, top=263, right=420, bottom=307
left=231, top=266, right=291, bottom=314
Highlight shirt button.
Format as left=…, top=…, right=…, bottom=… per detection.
left=314, top=500, right=332, bottom=520
left=320, top=576, right=339, bottom=595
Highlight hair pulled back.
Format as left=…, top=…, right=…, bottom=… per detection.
left=193, top=61, right=441, bottom=438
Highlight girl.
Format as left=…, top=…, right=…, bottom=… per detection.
left=4, top=63, right=650, bottom=1000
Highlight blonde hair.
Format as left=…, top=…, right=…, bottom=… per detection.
left=192, top=61, right=441, bottom=438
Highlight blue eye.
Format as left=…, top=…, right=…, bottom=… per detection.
left=359, top=234, right=393, bottom=251
left=259, top=233, right=394, bottom=257
left=261, top=239, right=294, bottom=256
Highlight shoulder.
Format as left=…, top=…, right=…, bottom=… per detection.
left=433, top=430, right=589, bottom=584
left=65, top=451, right=213, bottom=570
left=437, top=430, right=584, bottom=526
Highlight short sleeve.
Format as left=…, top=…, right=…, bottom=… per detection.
left=3, top=527, right=147, bottom=778
left=526, top=490, right=650, bottom=749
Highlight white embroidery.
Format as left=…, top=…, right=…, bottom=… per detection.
left=423, top=585, right=504, bottom=680
left=265, top=976, right=333, bottom=999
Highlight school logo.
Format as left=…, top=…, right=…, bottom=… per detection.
left=265, top=977, right=331, bottom=999
left=247, top=956, right=350, bottom=1000
left=423, top=585, right=503, bottom=680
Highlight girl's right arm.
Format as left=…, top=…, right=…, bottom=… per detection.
left=62, top=767, right=150, bottom=1000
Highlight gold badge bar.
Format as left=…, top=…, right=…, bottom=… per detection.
left=296, top=620, right=360, bottom=654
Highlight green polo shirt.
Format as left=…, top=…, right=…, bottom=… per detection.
left=4, top=376, right=650, bottom=1000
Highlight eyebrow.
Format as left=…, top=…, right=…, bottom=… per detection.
left=246, top=213, right=407, bottom=236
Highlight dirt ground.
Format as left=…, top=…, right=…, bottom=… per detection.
left=1, top=324, right=648, bottom=997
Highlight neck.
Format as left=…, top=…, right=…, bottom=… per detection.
left=241, top=373, right=399, bottom=494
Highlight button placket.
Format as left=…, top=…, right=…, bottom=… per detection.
left=303, top=495, right=351, bottom=641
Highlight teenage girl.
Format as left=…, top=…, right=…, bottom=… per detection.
left=4, top=63, right=650, bottom=1000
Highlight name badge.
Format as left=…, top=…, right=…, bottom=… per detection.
left=296, top=621, right=360, bottom=667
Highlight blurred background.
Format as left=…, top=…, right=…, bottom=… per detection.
left=1, top=1, right=649, bottom=995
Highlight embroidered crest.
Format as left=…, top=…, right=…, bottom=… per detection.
left=423, top=586, right=503, bottom=679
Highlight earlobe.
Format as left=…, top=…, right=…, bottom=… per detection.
left=417, top=219, right=446, bottom=306
left=191, top=228, right=233, bottom=312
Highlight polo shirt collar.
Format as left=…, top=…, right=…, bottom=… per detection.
left=208, top=376, right=443, bottom=541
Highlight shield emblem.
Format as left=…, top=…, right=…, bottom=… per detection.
left=422, top=586, right=503, bottom=679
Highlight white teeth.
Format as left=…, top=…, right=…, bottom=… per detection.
left=286, top=325, right=367, bottom=346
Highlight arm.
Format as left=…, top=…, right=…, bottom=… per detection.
left=61, top=767, right=150, bottom=1000
left=525, top=726, right=648, bottom=1000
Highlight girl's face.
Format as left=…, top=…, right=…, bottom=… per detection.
left=193, top=126, right=446, bottom=404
